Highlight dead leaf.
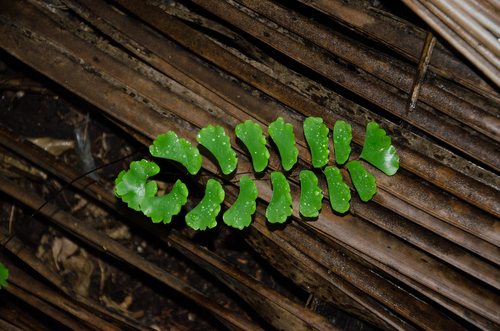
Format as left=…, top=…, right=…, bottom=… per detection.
left=0, top=167, right=21, bottom=179
left=0, top=152, right=47, bottom=180
left=28, top=137, right=75, bottom=156
left=70, top=194, right=88, bottom=213
left=107, top=225, right=131, bottom=240
left=101, top=295, right=144, bottom=319
left=52, top=237, right=93, bottom=297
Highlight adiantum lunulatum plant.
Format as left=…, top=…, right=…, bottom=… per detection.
left=115, top=117, right=399, bottom=230
left=0, top=262, right=8, bottom=289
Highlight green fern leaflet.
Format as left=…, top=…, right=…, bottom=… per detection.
left=186, top=179, right=225, bottom=230
left=347, top=161, right=377, bottom=202
left=268, top=117, right=298, bottom=171
left=197, top=125, right=237, bottom=175
left=140, top=179, right=189, bottom=224
left=149, top=131, right=202, bottom=175
left=235, top=120, right=269, bottom=172
left=223, top=176, right=258, bottom=229
left=360, top=122, right=399, bottom=176
left=266, top=172, right=293, bottom=223
left=299, top=170, right=323, bottom=217
left=0, top=262, right=8, bottom=289
left=115, top=160, right=159, bottom=211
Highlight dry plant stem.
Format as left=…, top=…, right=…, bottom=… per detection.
left=157, top=2, right=271, bottom=65
left=349, top=188, right=500, bottom=291
left=2, top=276, right=94, bottom=331
left=402, top=0, right=500, bottom=88
left=486, top=0, right=500, bottom=11
left=250, top=217, right=461, bottom=331
left=308, top=228, right=500, bottom=331
left=0, top=227, right=156, bottom=331
left=465, top=0, right=500, bottom=27
left=228, top=0, right=500, bottom=143
left=459, top=0, right=500, bottom=36
left=261, top=172, right=500, bottom=324
left=166, top=231, right=341, bottom=331
left=0, top=319, right=23, bottom=331
left=0, top=176, right=263, bottom=331
left=223, top=187, right=461, bottom=331
left=423, top=0, right=500, bottom=70
left=0, top=51, right=486, bottom=327
left=0, top=78, right=53, bottom=94
left=0, top=305, right=49, bottom=331
left=429, top=0, right=500, bottom=60
left=368, top=185, right=500, bottom=267
left=407, top=31, right=436, bottom=111
left=224, top=170, right=500, bottom=330
left=294, top=0, right=500, bottom=101
left=244, top=227, right=416, bottom=331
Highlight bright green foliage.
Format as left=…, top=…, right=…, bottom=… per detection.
left=235, top=120, right=269, bottom=172
left=197, top=125, right=237, bottom=175
left=268, top=117, right=298, bottom=171
left=325, top=166, right=350, bottom=213
left=299, top=170, right=323, bottom=217
left=0, top=262, right=8, bottom=289
left=115, top=160, right=159, bottom=211
left=223, top=176, right=258, bottom=229
left=140, top=179, right=189, bottom=224
left=116, top=119, right=400, bottom=229
left=333, top=121, right=352, bottom=164
left=303, top=117, right=329, bottom=168
left=347, top=161, right=376, bottom=202
left=186, top=179, right=225, bottom=230
left=149, top=131, right=202, bottom=175
left=360, top=122, right=399, bottom=176
left=266, top=172, right=293, bottom=223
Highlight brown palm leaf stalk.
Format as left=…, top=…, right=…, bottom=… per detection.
left=0, top=0, right=499, bottom=330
